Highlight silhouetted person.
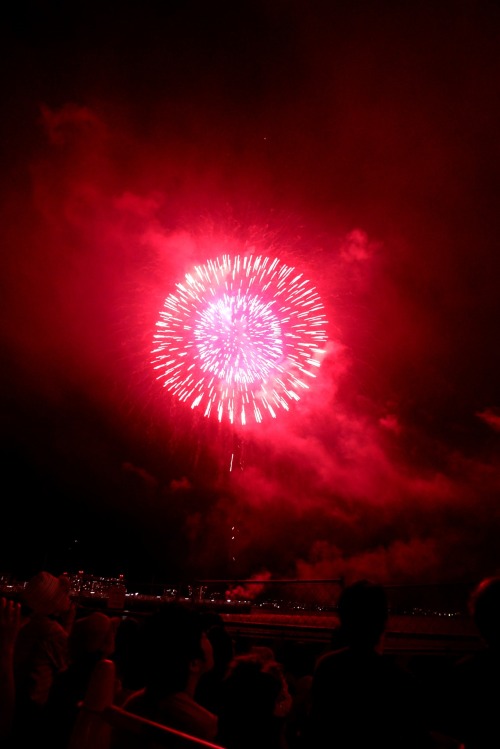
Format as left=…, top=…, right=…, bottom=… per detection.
left=305, top=579, right=434, bottom=749
left=112, top=615, right=145, bottom=706
left=278, top=640, right=316, bottom=749
left=195, top=612, right=234, bottom=715
left=117, top=602, right=218, bottom=743
left=45, top=610, right=119, bottom=748
left=217, top=650, right=292, bottom=749
left=437, top=575, right=500, bottom=748
left=11, top=570, right=76, bottom=747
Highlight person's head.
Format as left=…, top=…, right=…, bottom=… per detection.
left=218, top=652, right=291, bottom=746
left=337, top=579, right=388, bottom=649
left=141, top=602, right=213, bottom=696
left=468, top=576, right=500, bottom=648
left=69, top=612, right=118, bottom=660
left=22, top=570, right=72, bottom=617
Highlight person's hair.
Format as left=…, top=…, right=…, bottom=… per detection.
left=141, top=602, right=207, bottom=695
left=337, top=579, right=388, bottom=648
left=468, top=576, right=500, bottom=647
left=218, top=653, right=285, bottom=748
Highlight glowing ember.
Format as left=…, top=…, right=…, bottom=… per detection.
left=151, top=254, right=328, bottom=425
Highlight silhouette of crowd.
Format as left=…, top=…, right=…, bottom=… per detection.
left=2, top=569, right=499, bottom=749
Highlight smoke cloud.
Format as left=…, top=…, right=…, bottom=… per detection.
left=2, top=2, right=500, bottom=586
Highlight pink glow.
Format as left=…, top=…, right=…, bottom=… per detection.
left=2, top=3, right=500, bottom=586
left=151, top=255, right=328, bottom=425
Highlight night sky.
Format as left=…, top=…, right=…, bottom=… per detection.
left=2, top=1, right=500, bottom=587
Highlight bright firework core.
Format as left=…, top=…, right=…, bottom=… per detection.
left=152, top=255, right=328, bottom=425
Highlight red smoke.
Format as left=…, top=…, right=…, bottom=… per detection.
left=2, top=3, right=500, bottom=587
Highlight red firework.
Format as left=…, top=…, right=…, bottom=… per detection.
left=151, top=254, right=328, bottom=425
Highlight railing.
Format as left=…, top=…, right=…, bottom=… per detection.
left=2, top=575, right=478, bottom=646
left=1, top=575, right=475, bottom=617
left=102, top=706, right=225, bottom=749
left=68, top=658, right=226, bottom=749
left=74, top=578, right=474, bottom=619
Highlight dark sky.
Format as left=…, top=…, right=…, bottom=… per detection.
left=1, top=1, right=500, bottom=586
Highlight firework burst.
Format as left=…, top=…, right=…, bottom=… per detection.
left=151, top=254, right=328, bottom=426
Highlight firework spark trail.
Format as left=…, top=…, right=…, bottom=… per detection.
left=152, top=254, right=328, bottom=426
